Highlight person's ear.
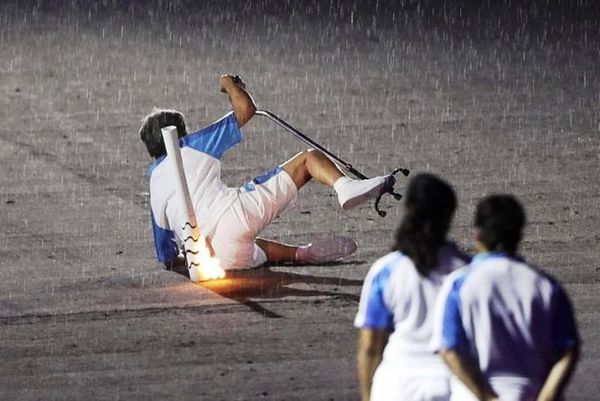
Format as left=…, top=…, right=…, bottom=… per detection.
left=474, top=227, right=487, bottom=253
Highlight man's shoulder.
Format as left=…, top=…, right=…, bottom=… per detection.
left=438, top=256, right=490, bottom=302
left=185, top=112, right=238, bottom=140
left=469, top=254, right=547, bottom=281
left=437, top=264, right=470, bottom=298
left=457, top=254, right=563, bottom=305
left=467, top=253, right=526, bottom=276
left=181, top=112, right=241, bottom=160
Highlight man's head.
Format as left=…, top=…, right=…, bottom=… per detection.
left=474, top=194, right=526, bottom=254
left=139, top=108, right=187, bottom=159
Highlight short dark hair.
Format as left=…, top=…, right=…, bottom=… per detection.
left=475, top=194, right=526, bottom=254
left=139, top=108, right=188, bottom=158
left=394, top=173, right=457, bottom=276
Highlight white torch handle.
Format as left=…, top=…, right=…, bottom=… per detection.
left=161, top=126, right=203, bottom=282
left=161, top=126, right=197, bottom=228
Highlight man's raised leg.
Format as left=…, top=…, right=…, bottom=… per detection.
left=281, top=149, right=391, bottom=210
left=281, top=148, right=344, bottom=188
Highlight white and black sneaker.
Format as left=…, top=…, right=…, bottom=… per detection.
left=335, top=175, right=394, bottom=210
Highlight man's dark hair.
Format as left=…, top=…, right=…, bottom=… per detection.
left=394, top=173, right=457, bottom=277
left=475, top=194, right=526, bottom=254
left=139, top=108, right=188, bottom=158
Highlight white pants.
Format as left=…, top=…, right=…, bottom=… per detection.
left=371, top=364, right=451, bottom=401
left=210, top=166, right=297, bottom=269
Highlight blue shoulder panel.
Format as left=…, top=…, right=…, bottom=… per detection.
left=147, top=155, right=166, bottom=176
left=181, top=112, right=242, bottom=159
left=361, top=265, right=394, bottom=330
left=151, top=211, right=179, bottom=264
left=441, top=268, right=471, bottom=352
left=440, top=254, right=498, bottom=352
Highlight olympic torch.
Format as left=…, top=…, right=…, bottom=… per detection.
left=161, top=126, right=225, bottom=282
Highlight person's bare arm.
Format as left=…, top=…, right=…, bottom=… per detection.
left=357, top=329, right=389, bottom=401
left=220, top=74, right=256, bottom=128
left=536, top=348, right=579, bottom=401
left=440, top=349, right=498, bottom=401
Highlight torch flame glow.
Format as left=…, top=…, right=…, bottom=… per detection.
left=184, top=225, right=225, bottom=282
left=189, top=234, right=225, bottom=281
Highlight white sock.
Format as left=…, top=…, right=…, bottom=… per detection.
left=333, top=176, right=352, bottom=194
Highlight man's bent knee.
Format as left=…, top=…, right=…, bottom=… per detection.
left=282, top=150, right=313, bottom=189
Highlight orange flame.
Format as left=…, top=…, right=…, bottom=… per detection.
left=185, top=227, right=225, bottom=282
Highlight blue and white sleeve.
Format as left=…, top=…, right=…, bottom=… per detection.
left=354, top=264, right=394, bottom=331
left=181, top=112, right=242, bottom=159
left=150, top=211, right=179, bottom=264
left=431, top=272, right=457, bottom=352
left=431, top=270, right=469, bottom=353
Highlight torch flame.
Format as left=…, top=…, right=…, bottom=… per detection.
left=185, top=227, right=225, bottom=282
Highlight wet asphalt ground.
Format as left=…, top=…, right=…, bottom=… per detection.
left=0, top=1, right=599, bottom=400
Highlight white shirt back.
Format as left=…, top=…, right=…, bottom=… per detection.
left=148, top=112, right=242, bottom=263
left=431, top=252, right=580, bottom=396
left=355, top=243, right=469, bottom=369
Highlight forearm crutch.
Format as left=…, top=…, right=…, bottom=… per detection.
left=255, top=110, right=410, bottom=217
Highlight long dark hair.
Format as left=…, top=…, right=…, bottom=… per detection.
left=394, top=173, right=457, bottom=276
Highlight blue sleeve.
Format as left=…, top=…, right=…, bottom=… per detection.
left=181, top=112, right=242, bottom=159
left=441, top=279, right=469, bottom=352
left=151, top=211, right=179, bottom=264
left=551, top=284, right=580, bottom=356
left=355, top=267, right=394, bottom=330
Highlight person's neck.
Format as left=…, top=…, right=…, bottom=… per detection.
left=474, top=241, right=488, bottom=254
left=475, top=245, right=518, bottom=259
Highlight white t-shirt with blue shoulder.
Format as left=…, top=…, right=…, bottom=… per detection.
left=431, top=252, right=580, bottom=401
left=148, top=112, right=242, bottom=264
left=355, top=243, right=470, bottom=372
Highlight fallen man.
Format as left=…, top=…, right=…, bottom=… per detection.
left=140, top=74, right=394, bottom=270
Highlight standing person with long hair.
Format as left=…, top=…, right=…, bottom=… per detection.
left=355, top=173, right=470, bottom=401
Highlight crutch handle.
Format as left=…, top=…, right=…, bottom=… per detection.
left=374, top=167, right=410, bottom=217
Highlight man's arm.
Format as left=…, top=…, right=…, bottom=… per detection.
left=536, top=347, right=579, bottom=401
left=440, top=349, right=498, bottom=401
left=357, top=328, right=389, bottom=401
left=220, top=74, right=256, bottom=128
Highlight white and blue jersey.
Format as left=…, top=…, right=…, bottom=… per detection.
left=355, top=243, right=469, bottom=401
left=431, top=252, right=580, bottom=400
left=148, top=112, right=242, bottom=264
